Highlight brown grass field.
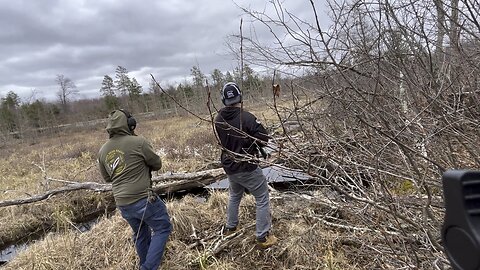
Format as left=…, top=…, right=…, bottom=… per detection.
left=0, top=104, right=355, bottom=270
left=5, top=191, right=362, bottom=270
left=0, top=103, right=438, bottom=269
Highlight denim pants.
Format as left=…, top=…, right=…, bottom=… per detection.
left=118, top=196, right=172, bottom=270
left=227, top=167, right=271, bottom=239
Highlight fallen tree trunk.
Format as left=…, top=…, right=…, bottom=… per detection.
left=0, top=168, right=226, bottom=208
left=153, top=168, right=225, bottom=193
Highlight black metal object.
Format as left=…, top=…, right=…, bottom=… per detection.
left=259, top=147, right=269, bottom=159
left=442, top=170, right=480, bottom=270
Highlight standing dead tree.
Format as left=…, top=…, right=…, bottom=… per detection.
left=228, top=0, right=480, bottom=268
left=56, top=74, right=78, bottom=113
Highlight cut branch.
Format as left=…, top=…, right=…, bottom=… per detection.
left=0, top=168, right=225, bottom=208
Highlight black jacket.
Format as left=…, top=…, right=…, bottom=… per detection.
left=214, top=106, right=269, bottom=175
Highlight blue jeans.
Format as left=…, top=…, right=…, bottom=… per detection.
left=227, top=167, right=271, bottom=239
left=118, top=196, right=172, bottom=270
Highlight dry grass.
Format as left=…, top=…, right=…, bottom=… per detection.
left=1, top=102, right=363, bottom=269
left=5, top=191, right=358, bottom=270
left=0, top=131, right=103, bottom=200
left=0, top=114, right=218, bottom=250
left=139, top=116, right=219, bottom=172
left=0, top=114, right=220, bottom=201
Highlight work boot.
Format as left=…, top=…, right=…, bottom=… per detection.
left=256, top=233, right=278, bottom=249
left=222, top=226, right=237, bottom=236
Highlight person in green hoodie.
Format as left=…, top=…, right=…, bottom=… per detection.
left=98, top=109, right=171, bottom=270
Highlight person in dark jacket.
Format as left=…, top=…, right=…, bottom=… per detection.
left=98, top=109, right=172, bottom=270
left=214, top=82, right=277, bottom=249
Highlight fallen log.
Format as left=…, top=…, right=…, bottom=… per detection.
left=153, top=168, right=225, bottom=193
left=0, top=168, right=226, bottom=208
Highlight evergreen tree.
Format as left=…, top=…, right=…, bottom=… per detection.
left=211, top=69, right=224, bottom=89
left=129, top=78, right=143, bottom=98
left=21, top=100, right=46, bottom=128
left=100, top=75, right=119, bottom=111
left=177, top=83, right=194, bottom=98
left=0, top=91, right=20, bottom=132
left=100, top=75, right=115, bottom=97
left=114, top=66, right=131, bottom=96
left=243, top=64, right=262, bottom=92
left=2, top=91, right=20, bottom=109
left=233, top=67, right=243, bottom=85
left=128, top=77, right=144, bottom=111
left=191, top=65, right=206, bottom=88
left=225, top=71, right=234, bottom=83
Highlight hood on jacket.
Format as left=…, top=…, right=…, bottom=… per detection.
left=106, top=110, right=132, bottom=137
left=218, top=106, right=241, bottom=121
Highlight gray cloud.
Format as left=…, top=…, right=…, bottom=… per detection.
left=0, top=0, right=327, bottom=101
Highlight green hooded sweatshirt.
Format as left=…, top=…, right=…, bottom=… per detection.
left=98, top=110, right=162, bottom=206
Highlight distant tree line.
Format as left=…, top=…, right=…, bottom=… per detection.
left=0, top=63, right=280, bottom=143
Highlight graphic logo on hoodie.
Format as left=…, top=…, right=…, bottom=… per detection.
left=105, top=149, right=126, bottom=177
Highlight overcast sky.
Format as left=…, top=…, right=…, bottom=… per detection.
left=0, top=0, right=328, bottom=102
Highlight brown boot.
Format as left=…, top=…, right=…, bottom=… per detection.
left=256, top=233, right=278, bottom=249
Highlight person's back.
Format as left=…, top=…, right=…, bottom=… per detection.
left=99, top=128, right=161, bottom=206
left=98, top=110, right=171, bottom=270
left=214, top=82, right=277, bottom=249
left=214, top=106, right=269, bottom=174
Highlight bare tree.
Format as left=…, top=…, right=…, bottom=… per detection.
left=56, top=74, right=78, bottom=112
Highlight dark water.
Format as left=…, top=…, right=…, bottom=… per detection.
left=0, top=219, right=99, bottom=267
left=0, top=243, right=26, bottom=266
